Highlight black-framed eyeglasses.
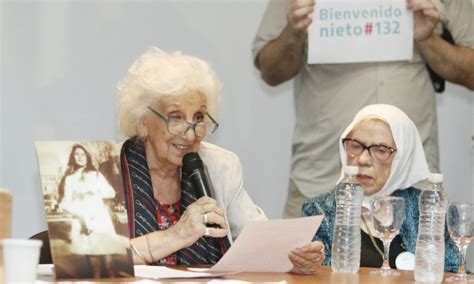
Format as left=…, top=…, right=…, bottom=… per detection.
left=147, top=106, right=219, bottom=138
left=342, top=138, right=397, bottom=162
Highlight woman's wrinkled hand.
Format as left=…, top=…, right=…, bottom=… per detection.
left=171, top=196, right=228, bottom=247
left=289, top=241, right=325, bottom=274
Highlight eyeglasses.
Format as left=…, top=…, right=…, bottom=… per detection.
left=147, top=106, right=219, bottom=138
left=342, top=138, right=397, bottom=162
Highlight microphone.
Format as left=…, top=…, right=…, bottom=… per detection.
left=183, top=153, right=232, bottom=244
left=182, top=152, right=212, bottom=198
left=183, top=152, right=223, bottom=230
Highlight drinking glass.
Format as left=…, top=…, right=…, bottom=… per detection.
left=446, top=202, right=474, bottom=282
left=370, top=196, right=406, bottom=276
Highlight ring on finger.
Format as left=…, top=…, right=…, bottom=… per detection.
left=203, top=213, right=208, bottom=224
left=204, top=227, right=210, bottom=237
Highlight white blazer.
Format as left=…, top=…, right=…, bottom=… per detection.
left=198, top=142, right=267, bottom=240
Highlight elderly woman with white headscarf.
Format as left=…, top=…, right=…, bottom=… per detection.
left=302, top=104, right=459, bottom=272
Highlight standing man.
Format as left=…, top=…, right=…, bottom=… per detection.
left=252, top=0, right=474, bottom=218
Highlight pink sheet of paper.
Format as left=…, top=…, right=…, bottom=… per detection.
left=208, top=215, right=324, bottom=273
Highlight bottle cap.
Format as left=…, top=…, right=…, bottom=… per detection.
left=428, top=173, right=443, bottom=183
left=343, top=166, right=358, bottom=176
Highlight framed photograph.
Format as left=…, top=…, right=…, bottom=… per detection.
left=35, top=141, right=134, bottom=279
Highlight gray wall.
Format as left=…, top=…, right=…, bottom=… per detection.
left=1, top=0, right=291, bottom=234
left=1, top=0, right=473, bottom=269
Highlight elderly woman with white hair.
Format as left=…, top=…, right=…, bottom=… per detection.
left=117, top=47, right=324, bottom=273
left=302, top=104, right=459, bottom=272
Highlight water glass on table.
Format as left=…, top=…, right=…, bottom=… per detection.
left=370, top=196, right=406, bottom=276
left=446, top=202, right=474, bottom=282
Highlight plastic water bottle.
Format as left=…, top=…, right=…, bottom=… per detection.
left=414, top=173, right=448, bottom=283
left=332, top=165, right=364, bottom=272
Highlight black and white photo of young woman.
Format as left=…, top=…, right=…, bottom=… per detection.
left=36, top=141, right=134, bottom=279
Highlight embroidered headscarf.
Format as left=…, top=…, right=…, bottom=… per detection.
left=338, top=104, right=430, bottom=206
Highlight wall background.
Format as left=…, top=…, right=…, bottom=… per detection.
left=1, top=0, right=473, bottom=269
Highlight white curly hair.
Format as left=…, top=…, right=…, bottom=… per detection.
left=117, top=47, right=221, bottom=137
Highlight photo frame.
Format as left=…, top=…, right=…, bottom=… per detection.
left=35, top=141, right=134, bottom=279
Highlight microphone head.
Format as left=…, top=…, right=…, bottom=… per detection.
left=182, top=152, right=203, bottom=174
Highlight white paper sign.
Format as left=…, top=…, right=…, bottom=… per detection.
left=308, top=0, right=413, bottom=64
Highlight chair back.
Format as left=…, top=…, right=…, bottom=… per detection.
left=29, top=231, right=52, bottom=264
left=0, top=189, right=12, bottom=238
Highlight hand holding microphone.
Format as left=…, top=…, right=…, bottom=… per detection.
left=182, top=153, right=226, bottom=232
left=172, top=196, right=227, bottom=245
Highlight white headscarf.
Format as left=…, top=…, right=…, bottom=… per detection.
left=338, top=104, right=430, bottom=207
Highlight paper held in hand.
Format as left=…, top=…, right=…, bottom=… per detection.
left=308, top=0, right=413, bottom=64
left=207, top=215, right=324, bottom=273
